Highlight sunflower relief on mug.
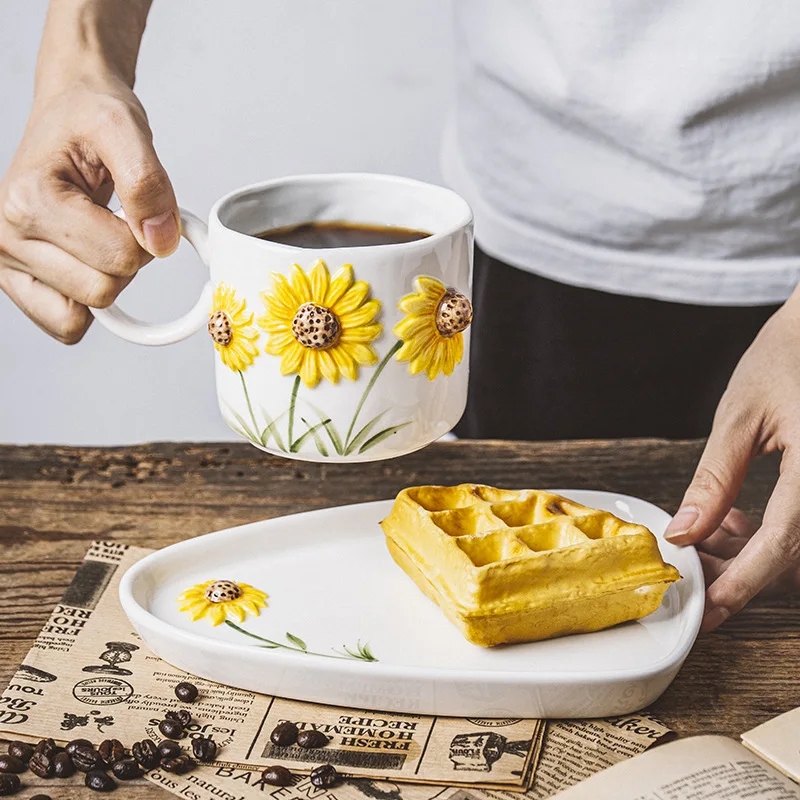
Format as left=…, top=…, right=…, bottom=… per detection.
left=91, top=174, right=474, bottom=462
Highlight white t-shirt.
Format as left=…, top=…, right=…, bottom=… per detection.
left=443, top=0, right=800, bottom=306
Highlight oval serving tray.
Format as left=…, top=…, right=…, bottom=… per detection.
left=119, top=490, right=704, bottom=719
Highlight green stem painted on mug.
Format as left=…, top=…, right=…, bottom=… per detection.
left=287, top=375, right=301, bottom=446
left=238, top=371, right=260, bottom=435
left=345, top=340, right=402, bottom=450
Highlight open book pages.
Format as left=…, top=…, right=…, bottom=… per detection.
left=550, top=736, right=800, bottom=799
left=742, top=707, right=800, bottom=784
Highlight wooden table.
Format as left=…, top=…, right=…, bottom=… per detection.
left=1, top=440, right=797, bottom=797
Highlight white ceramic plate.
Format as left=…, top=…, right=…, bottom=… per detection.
left=119, top=490, right=703, bottom=719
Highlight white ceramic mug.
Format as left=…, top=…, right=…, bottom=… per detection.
left=92, top=173, right=474, bottom=462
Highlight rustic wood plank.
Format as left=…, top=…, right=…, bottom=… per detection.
left=0, top=440, right=797, bottom=798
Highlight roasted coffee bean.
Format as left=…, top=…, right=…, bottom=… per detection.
left=85, top=770, right=116, bottom=792
left=269, top=721, right=299, bottom=747
left=30, top=795, right=52, bottom=800
left=261, top=765, right=293, bottom=786
left=98, top=739, right=125, bottom=765
left=296, top=730, right=329, bottom=750
left=0, top=756, right=25, bottom=774
left=191, top=736, right=217, bottom=763
left=66, top=739, right=94, bottom=757
left=157, top=741, right=182, bottom=760
left=160, top=755, right=195, bottom=775
left=6, top=743, right=33, bottom=763
left=34, top=739, right=59, bottom=758
left=132, top=739, right=160, bottom=771
left=174, top=682, right=199, bottom=703
left=28, top=752, right=54, bottom=779
left=0, top=774, right=20, bottom=796
left=53, top=751, right=76, bottom=779
left=112, top=759, right=143, bottom=780
left=158, top=719, right=185, bottom=740
left=165, top=709, right=192, bottom=728
left=72, top=746, right=106, bottom=773
left=310, top=764, right=340, bottom=789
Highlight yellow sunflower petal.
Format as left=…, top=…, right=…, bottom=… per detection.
left=331, top=346, right=358, bottom=381
left=324, top=265, right=354, bottom=307
left=396, top=330, right=438, bottom=363
left=240, top=584, right=268, bottom=600
left=240, top=599, right=263, bottom=616
left=279, top=342, right=306, bottom=374
left=416, top=276, right=447, bottom=300
left=341, top=342, right=379, bottom=366
left=290, top=264, right=313, bottom=304
left=408, top=339, right=444, bottom=377
left=300, top=351, right=321, bottom=387
left=394, top=315, right=436, bottom=341
left=209, top=604, right=228, bottom=626
left=191, top=605, right=213, bottom=622
left=340, top=323, right=383, bottom=343
left=317, top=349, right=340, bottom=384
left=310, top=259, right=330, bottom=304
left=441, top=337, right=457, bottom=376
left=339, top=299, right=381, bottom=329
left=177, top=585, right=209, bottom=603
left=445, top=335, right=461, bottom=375
left=269, top=273, right=302, bottom=311
left=258, top=318, right=291, bottom=334
left=398, top=294, right=439, bottom=315
left=228, top=603, right=247, bottom=623
left=265, top=332, right=295, bottom=352
left=332, top=281, right=370, bottom=316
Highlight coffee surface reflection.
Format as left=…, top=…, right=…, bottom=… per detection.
left=255, top=221, right=431, bottom=248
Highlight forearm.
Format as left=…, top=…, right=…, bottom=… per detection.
left=34, top=0, right=152, bottom=104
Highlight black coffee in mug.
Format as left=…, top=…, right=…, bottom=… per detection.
left=255, top=220, right=431, bottom=248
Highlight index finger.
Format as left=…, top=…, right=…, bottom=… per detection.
left=702, top=453, right=800, bottom=630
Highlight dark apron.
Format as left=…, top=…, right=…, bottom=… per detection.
left=454, top=245, right=780, bottom=441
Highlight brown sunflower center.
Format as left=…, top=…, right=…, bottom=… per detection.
left=291, top=302, right=341, bottom=349
left=208, top=310, right=234, bottom=346
left=435, top=290, right=473, bottom=337
left=205, top=580, right=242, bottom=603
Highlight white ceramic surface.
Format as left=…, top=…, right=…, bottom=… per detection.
left=119, top=490, right=703, bottom=719
left=92, top=174, right=473, bottom=462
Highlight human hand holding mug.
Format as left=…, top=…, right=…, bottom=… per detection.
left=92, top=174, right=474, bottom=462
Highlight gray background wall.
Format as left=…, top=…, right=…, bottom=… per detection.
left=0, top=1, right=454, bottom=444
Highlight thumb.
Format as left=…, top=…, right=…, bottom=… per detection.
left=95, top=111, right=180, bottom=257
left=665, top=403, right=755, bottom=546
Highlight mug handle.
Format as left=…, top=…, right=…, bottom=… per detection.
left=90, top=207, right=214, bottom=346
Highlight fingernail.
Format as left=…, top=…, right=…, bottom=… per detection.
left=701, top=606, right=730, bottom=632
left=664, top=506, right=699, bottom=542
left=142, top=211, right=179, bottom=257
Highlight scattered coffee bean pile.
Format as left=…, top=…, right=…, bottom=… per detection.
left=0, top=687, right=342, bottom=795
left=0, top=682, right=206, bottom=794
left=268, top=720, right=331, bottom=750
left=261, top=720, right=339, bottom=788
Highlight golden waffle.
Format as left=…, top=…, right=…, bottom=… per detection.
left=381, top=484, right=681, bottom=647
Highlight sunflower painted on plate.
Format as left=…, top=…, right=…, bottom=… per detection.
left=394, top=276, right=472, bottom=380
left=257, top=260, right=382, bottom=388
left=207, top=283, right=260, bottom=372
left=177, top=579, right=269, bottom=626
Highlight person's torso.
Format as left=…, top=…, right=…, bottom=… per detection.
left=446, top=0, right=800, bottom=303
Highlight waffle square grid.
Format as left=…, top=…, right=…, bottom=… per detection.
left=381, top=484, right=681, bottom=646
